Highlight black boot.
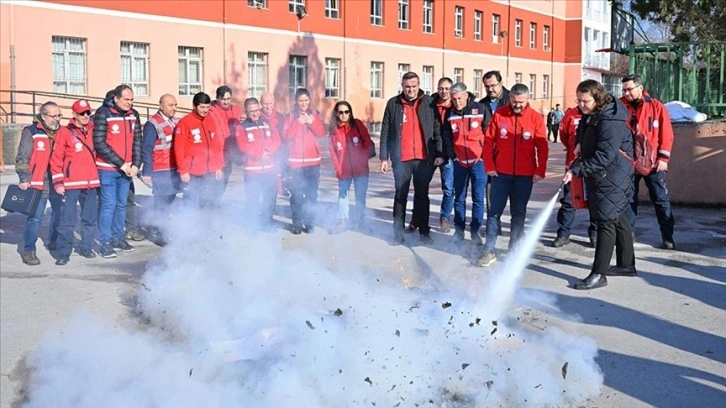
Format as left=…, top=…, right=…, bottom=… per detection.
left=573, top=273, right=608, bottom=290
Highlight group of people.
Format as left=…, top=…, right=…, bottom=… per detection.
left=16, top=71, right=676, bottom=291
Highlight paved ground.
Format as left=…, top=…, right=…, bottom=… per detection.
left=1, top=146, right=724, bottom=407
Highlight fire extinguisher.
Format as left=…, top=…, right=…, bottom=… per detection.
left=571, top=176, right=589, bottom=209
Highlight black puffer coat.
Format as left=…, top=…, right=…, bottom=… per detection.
left=571, top=98, right=634, bottom=222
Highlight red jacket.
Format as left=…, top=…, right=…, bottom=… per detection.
left=261, top=109, right=286, bottom=137
left=282, top=108, right=326, bottom=168
left=559, top=107, right=582, bottom=168
left=174, top=111, right=224, bottom=176
left=50, top=121, right=99, bottom=190
left=446, top=99, right=487, bottom=167
left=236, top=118, right=281, bottom=174
left=146, top=112, right=179, bottom=172
left=16, top=122, right=56, bottom=191
left=483, top=104, right=549, bottom=178
left=208, top=102, right=241, bottom=140
left=93, top=105, right=140, bottom=171
left=620, top=91, right=674, bottom=164
left=329, top=119, right=372, bottom=179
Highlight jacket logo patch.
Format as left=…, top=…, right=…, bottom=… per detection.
left=353, top=136, right=360, bottom=144
left=111, top=124, right=120, bottom=134
left=451, top=123, right=458, bottom=131
left=36, top=141, right=46, bottom=151
left=265, top=130, right=271, bottom=138
left=471, top=121, right=479, bottom=129
left=75, top=142, right=83, bottom=152
left=336, top=141, right=343, bottom=151
left=653, top=120, right=659, bottom=128
left=192, top=128, right=202, bottom=143
left=500, top=128, right=508, bottom=137
left=523, top=131, right=532, bottom=140
left=403, top=113, right=407, bottom=123
left=472, top=108, right=479, bottom=114
left=247, top=132, right=255, bottom=142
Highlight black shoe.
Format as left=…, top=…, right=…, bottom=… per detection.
left=113, top=239, right=134, bottom=252
left=21, top=252, right=41, bottom=266
left=420, top=233, right=433, bottom=245
left=573, top=273, right=608, bottom=290
left=291, top=226, right=302, bottom=235
left=55, top=257, right=69, bottom=266
left=471, top=231, right=483, bottom=246
left=605, top=266, right=637, bottom=277
left=453, top=229, right=465, bottom=242
left=77, top=249, right=96, bottom=259
left=302, top=225, right=314, bottom=234
left=99, top=243, right=117, bottom=258
left=662, top=239, right=675, bottom=250
left=405, top=222, right=417, bottom=233
left=552, top=235, right=570, bottom=248
left=46, top=242, right=57, bottom=251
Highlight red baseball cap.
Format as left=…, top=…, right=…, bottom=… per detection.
left=72, top=99, right=92, bottom=114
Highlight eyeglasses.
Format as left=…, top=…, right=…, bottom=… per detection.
left=622, top=85, right=642, bottom=93
left=337, top=110, right=350, bottom=115
left=43, top=113, right=63, bottom=120
left=484, top=82, right=501, bottom=90
left=78, top=111, right=91, bottom=117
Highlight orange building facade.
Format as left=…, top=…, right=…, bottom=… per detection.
left=0, top=0, right=586, bottom=124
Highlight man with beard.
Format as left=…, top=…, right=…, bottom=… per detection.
left=209, top=85, right=242, bottom=193
left=15, top=101, right=64, bottom=265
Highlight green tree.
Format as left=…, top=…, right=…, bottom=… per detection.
left=628, top=0, right=726, bottom=42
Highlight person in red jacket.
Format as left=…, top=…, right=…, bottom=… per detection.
left=15, top=101, right=64, bottom=266
left=281, top=88, right=325, bottom=234
left=236, top=97, right=281, bottom=230
left=552, top=106, right=597, bottom=248
left=620, top=74, right=676, bottom=249
left=50, top=99, right=100, bottom=265
left=328, top=101, right=373, bottom=234
left=260, top=92, right=289, bottom=197
left=174, top=92, right=224, bottom=209
left=478, top=83, right=549, bottom=267
left=209, top=85, right=242, bottom=192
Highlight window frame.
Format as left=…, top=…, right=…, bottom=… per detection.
left=325, top=0, right=340, bottom=19
left=247, top=51, right=268, bottom=99
left=492, top=14, right=501, bottom=43
left=120, top=41, right=149, bottom=97
left=324, top=57, right=341, bottom=98
left=398, top=0, right=409, bottom=30
left=52, top=36, right=87, bottom=95
left=474, top=10, right=482, bottom=41
left=422, top=65, right=434, bottom=95
left=289, top=0, right=305, bottom=13
left=515, top=19, right=522, bottom=47
left=454, top=6, right=464, bottom=38
left=178, top=46, right=203, bottom=97
left=370, top=61, right=384, bottom=98
left=289, top=54, right=307, bottom=98
left=422, top=0, right=433, bottom=33
left=543, top=25, right=550, bottom=50
left=529, top=22, right=537, bottom=49
left=371, top=0, right=383, bottom=26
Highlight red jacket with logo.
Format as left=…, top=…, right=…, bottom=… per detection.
left=236, top=118, right=281, bottom=174
left=329, top=119, right=372, bottom=180
left=559, top=107, right=582, bottom=168
left=281, top=108, right=326, bottom=169
left=15, top=122, right=56, bottom=191
left=208, top=102, right=241, bottom=140
left=93, top=104, right=142, bottom=171
left=443, top=96, right=489, bottom=168
left=620, top=91, right=674, bottom=164
left=50, top=120, right=99, bottom=190
left=483, top=104, right=549, bottom=178
left=174, top=111, right=224, bottom=176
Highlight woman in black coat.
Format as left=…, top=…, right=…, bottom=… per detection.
left=563, top=80, right=636, bottom=290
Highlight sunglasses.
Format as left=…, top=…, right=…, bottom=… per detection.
left=78, top=111, right=92, bottom=116
left=337, top=110, right=350, bottom=115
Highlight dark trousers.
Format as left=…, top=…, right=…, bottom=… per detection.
left=550, top=124, right=560, bottom=142
left=627, top=171, right=674, bottom=241
left=126, top=182, right=137, bottom=231
left=592, top=211, right=635, bottom=275
left=556, top=182, right=597, bottom=239
left=154, top=193, right=177, bottom=212
left=245, top=171, right=278, bottom=226
left=485, top=174, right=533, bottom=252
left=288, top=165, right=320, bottom=228
left=22, top=189, right=62, bottom=253
left=392, top=159, right=436, bottom=238
left=184, top=173, right=222, bottom=209
left=57, top=188, right=98, bottom=257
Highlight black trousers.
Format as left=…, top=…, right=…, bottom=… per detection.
left=288, top=165, right=320, bottom=228
left=591, top=211, right=635, bottom=275
left=392, top=159, right=435, bottom=238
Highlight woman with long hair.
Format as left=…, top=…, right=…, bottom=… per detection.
left=563, top=79, right=636, bottom=290
left=328, top=101, right=373, bottom=233
left=281, top=88, right=325, bottom=234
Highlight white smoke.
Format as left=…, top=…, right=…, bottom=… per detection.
left=23, top=195, right=603, bottom=407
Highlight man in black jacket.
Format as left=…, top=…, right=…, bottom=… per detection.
left=380, top=71, right=445, bottom=245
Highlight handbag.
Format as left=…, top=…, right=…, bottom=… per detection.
left=1, top=184, right=42, bottom=216
left=351, top=120, right=377, bottom=159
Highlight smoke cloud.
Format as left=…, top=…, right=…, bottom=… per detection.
left=24, top=197, right=603, bottom=407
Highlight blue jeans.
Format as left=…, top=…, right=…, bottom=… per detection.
left=627, top=171, right=674, bottom=241
left=453, top=161, right=487, bottom=234
left=98, top=170, right=131, bottom=244
left=439, top=161, right=454, bottom=221
left=57, top=188, right=98, bottom=257
left=485, top=174, right=534, bottom=252
left=338, top=174, right=369, bottom=222
left=22, top=189, right=62, bottom=252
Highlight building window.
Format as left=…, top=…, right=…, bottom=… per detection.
left=397, top=63, right=410, bottom=92
left=542, top=74, right=549, bottom=100
left=422, top=65, right=434, bottom=95
left=454, top=6, right=464, bottom=38
left=120, top=42, right=149, bottom=97
left=514, top=72, right=522, bottom=84
left=289, top=55, right=307, bottom=97
left=543, top=25, right=550, bottom=50
left=248, top=52, right=268, bottom=99
left=529, top=74, right=536, bottom=98
left=398, top=0, right=409, bottom=29
left=52, top=36, right=86, bottom=95
left=289, top=0, right=305, bottom=13
left=371, top=0, right=383, bottom=26
left=247, top=0, right=267, bottom=8
left=492, top=14, right=501, bottom=43
left=370, top=61, right=383, bottom=98
left=325, top=58, right=341, bottom=98
left=454, top=68, right=464, bottom=85
left=473, top=69, right=483, bottom=99
left=529, top=23, right=537, bottom=49
left=515, top=19, right=522, bottom=47
left=178, top=46, right=203, bottom=96
left=325, top=0, right=339, bottom=19
left=474, top=10, right=482, bottom=41
left=423, top=0, right=433, bottom=33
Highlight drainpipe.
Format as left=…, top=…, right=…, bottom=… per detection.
left=550, top=0, right=555, bottom=107
left=10, top=2, right=16, bottom=123
left=505, top=0, right=511, bottom=81
left=441, top=1, right=446, bottom=75
left=343, top=1, right=347, bottom=100
left=222, top=0, right=228, bottom=84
